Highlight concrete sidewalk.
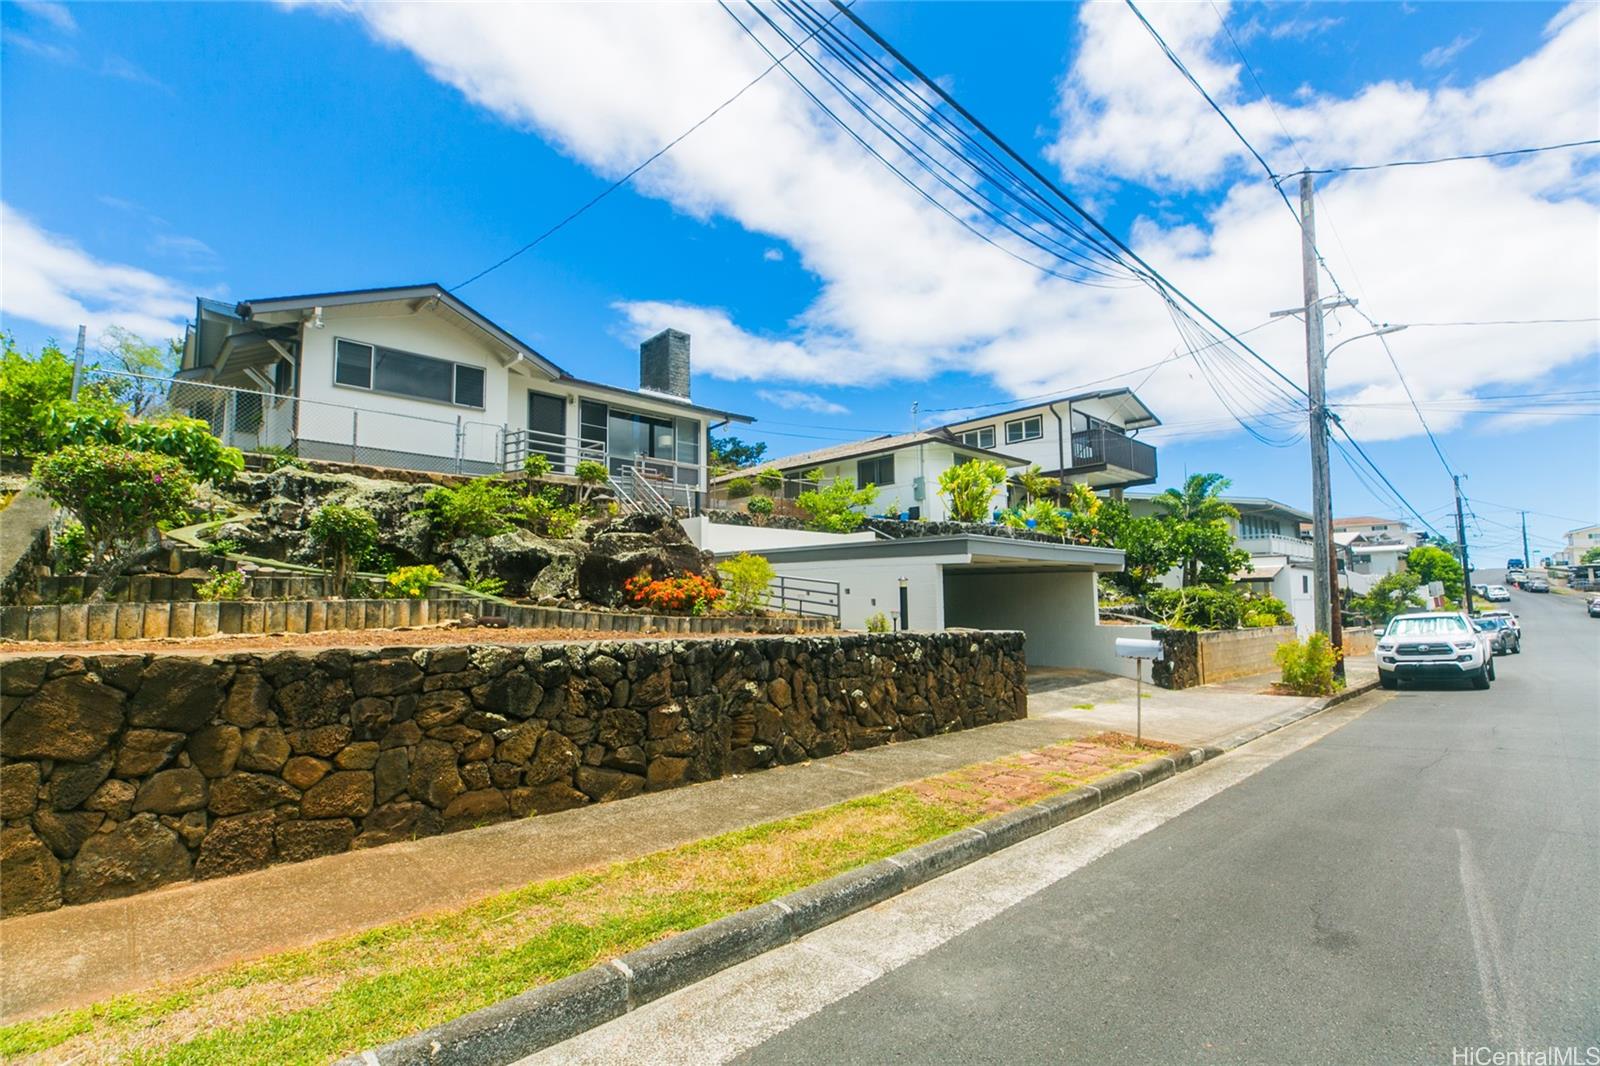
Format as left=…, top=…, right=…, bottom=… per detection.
left=0, top=666, right=1370, bottom=1022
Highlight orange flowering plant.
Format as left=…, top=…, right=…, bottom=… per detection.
left=623, top=570, right=725, bottom=615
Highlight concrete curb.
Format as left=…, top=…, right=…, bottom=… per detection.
left=337, top=682, right=1378, bottom=1066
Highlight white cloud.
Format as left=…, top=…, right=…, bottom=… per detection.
left=1422, top=32, right=1480, bottom=70
left=762, top=247, right=784, bottom=262
left=15, top=0, right=76, bottom=34
left=1268, top=16, right=1344, bottom=41
left=755, top=388, right=850, bottom=415
left=316, top=1, right=1600, bottom=446
left=0, top=203, right=193, bottom=342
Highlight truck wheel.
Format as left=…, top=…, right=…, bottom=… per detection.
left=1379, top=673, right=1398, bottom=690
left=1472, top=667, right=1491, bottom=690
left=1487, top=659, right=1497, bottom=681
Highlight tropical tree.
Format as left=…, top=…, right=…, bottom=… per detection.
left=1012, top=465, right=1060, bottom=505
left=708, top=434, right=768, bottom=473
left=99, top=327, right=179, bottom=416
left=1581, top=546, right=1600, bottom=564
left=1152, top=473, right=1249, bottom=586
left=1349, top=570, right=1426, bottom=625
left=938, top=459, right=1007, bottom=522
left=795, top=472, right=877, bottom=533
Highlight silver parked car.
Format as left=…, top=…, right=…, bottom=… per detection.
left=1473, top=615, right=1520, bottom=655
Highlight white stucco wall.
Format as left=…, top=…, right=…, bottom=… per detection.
left=765, top=556, right=951, bottom=631
left=679, top=517, right=876, bottom=554
left=797, top=443, right=994, bottom=523
left=942, top=568, right=1150, bottom=675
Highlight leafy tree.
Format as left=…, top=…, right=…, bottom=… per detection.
left=1096, top=503, right=1174, bottom=596
left=98, top=327, right=179, bottom=416
left=1406, top=544, right=1465, bottom=602
left=938, top=459, right=1007, bottom=522
left=1152, top=473, right=1249, bottom=587
left=33, top=445, right=195, bottom=563
left=0, top=334, right=120, bottom=457
left=1581, top=546, right=1600, bottom=564
left=1349, top=570, right=1426, bottom=625
left=709, top=434, right=768, bottom=472
left=574, top=458, right=609, bottom=509
left=746, top=494, right=775, bottom=525
left=308, top=504, right=379, bottom=595
left=795, top=472, right=877, bottom=533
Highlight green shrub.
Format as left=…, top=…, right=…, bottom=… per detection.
left=523, top=452, right=553, bottom=479
left=207, top=537, right=242, bottom=557
left=717, top=552, right=775, bottom=615
left=196, top=568, right=247, bottom=601
left=307, top=504, right=379, bottom=595
left=725, top=476, right=755, bottom=499
left=0, top=336, right=119, bottom=457
left=33, top=444, right=196, bottom=563
left=865, top=611, right=892, bottom=633
left=385, top=564, right=442, bottom=599
left=1144, top=586, right=1247, bottom=630
left=938, top=459, right=1007, bottom=522
left=756, top=468, right=784, bottom=495
left=746, top=495, right=774, bottom=524
left=1241, top=594, right=1294, bottom=628
left=464, top=571, right=508, bottom=598
left=53, top=521, right=90, bottom=573
left=1275, top=633, right=1342, bottom=695
left=425, top=478, right=518, bottom=538
left=795, top=473, right=877, bottom=534
left=574, top=459, right=608, bottom=509
left=118, top=417, right=244, bottom=485
left=518, top=487, right=582, bottom=539
left=256, top=445, right=307, bottom=471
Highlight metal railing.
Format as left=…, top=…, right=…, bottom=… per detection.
left=501, top=427, right=605, bottom=475
left=85, top=368, right=503, bottom=474
left=1238, top=533, right=1313, bottom=561
left=1071, top=428, right=1157, bottom=480
left=765, top=574, right=841, bottom=620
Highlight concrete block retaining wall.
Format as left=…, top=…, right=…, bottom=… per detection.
left=0, top=599, right=835, bottom=644
left=1152, top=626, right=1378, bottom=689
left=0, top=631, right=1027, bottom=916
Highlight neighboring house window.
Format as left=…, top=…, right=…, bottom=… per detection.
left=332, top=338, right=485, bottom=409
left=959, top=426, right=995, bottom=449
left=1005, top=415, right=1043, bottom=443
left=858, top=454, right=894, bottom=489
left=1240, top=515, right=1283, bottom=538
left=580, top=400, right=608, bottom=459
left=1303, top=575, right=1310, bottom=594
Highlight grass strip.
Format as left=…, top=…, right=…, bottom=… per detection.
left=2, top=733, right=1168, bottom=1065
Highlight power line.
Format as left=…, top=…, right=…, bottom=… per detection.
left=1399, top=317, right=1600, bottom=328
left=1283, top=139, right=1600, bottom=179
left=448, top=3, right=854, bottom=292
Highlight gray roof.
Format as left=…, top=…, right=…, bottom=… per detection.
left=1126, top=491, right=1312, bottom=523
left=938, top=387, right=1161, bottom=432
left=751, top=533, right=1127, bottom=571
left=719, top=429, right=1027, bottom=481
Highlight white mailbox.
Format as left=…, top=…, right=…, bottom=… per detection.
left=1113, top=637, right=1163, bottom=743
left=1115, top=637, right=1164, bottom=661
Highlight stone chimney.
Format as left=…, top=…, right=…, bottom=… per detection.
left=639, top=328, right=690, bottom=399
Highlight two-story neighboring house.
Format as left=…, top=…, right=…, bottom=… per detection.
left=1558, top=523, right=1600, bottom=565
left=174, top=284, right=750, bottom=504
left=940, top=388, right=1160, bottom=493
left=717, top=430, right=1031, bottom=522
left=1128, top=492, right=1316, bottom=636
left=1329, top=515, right=1418, bottom=545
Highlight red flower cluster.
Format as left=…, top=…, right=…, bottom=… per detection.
left=623, top=571, right=725, bottom=615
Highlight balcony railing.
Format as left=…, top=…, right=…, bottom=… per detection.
left=1071, top=428, right=1157, bottom=481
left=1238, top=533, right=1313, bottom=561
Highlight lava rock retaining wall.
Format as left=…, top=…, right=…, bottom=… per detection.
left=0, top=631, right=1026, bottom=916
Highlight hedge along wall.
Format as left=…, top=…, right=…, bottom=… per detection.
left=0, top=631, right=1027, bottom=916
left=0, top=598, right=835, bottom=644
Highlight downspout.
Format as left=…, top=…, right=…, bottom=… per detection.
left=1048, top=401, right=1067, bottom=482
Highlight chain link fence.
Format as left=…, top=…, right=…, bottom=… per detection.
left=82, top=369, right=505, bottom=474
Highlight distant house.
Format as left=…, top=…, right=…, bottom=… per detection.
left=717, top=430, right=1030, bottom=522
left=1557, top=523, right=1600, bottom=565
left=175, top=284, right=750, bottom=504
left=1128, top=492, right=1316, bottom=636
left=1323, top=515, right=1418, bottom=545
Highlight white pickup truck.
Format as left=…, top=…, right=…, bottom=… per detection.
left=1376, top=611, right=1496, bottom=690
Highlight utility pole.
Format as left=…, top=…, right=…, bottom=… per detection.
left=1520, top=511, right=1531, bottom=568
left=69, top=325, right=87, bottom=400
left=1455, top=475, right=1474, bottom=615
left=1296, top=173, right=1343, bottom=666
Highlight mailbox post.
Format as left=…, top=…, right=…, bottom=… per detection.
left=1115, top=637, right=1164, bottom=744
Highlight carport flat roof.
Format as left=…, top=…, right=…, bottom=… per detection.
left=755, top=533, right=1126, bottom=572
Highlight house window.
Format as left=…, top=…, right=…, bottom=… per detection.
left=1240, top=515, right=1283, bottom=538
left=959, top=426, right=995, bottom=449
left=1302, top=575, right=1310, bottom=594
left=858, top=454, right=894, bottom=489
left=579, top=400, right=608, bottom=459
left=1005, top=415, right=1043, bottom=444
left=332, top=337, right=485, bottom=409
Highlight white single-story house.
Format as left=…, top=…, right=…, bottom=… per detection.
left=715, top=430, right=1032, bottom=522
left=175, top=284, right=750, bottom=503
left=1127, top=491, right=1318, bottom=637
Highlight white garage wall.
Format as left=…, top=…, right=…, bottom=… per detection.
left=766, top=556, right=952, bottom=631
left=680, top=517, right=876, bottom=553
left=943, top=568, right=1150, bottom=676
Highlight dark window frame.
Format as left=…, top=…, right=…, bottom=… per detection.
left=959, top=425, right=995, bottom=449
left=1005, top=415, right=1043, bottom=444
left=857, top=454, right=894, bottom=489
left=330, top=336, right=487, bottom=410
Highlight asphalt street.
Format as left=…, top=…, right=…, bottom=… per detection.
left=736, top=576, right=1600, bottom=1065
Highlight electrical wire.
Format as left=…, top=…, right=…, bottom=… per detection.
left=1283, top=139, right=1600, bottom=178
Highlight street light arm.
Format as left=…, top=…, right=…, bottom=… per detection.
left=1326, top=324, right=1408, bottom=360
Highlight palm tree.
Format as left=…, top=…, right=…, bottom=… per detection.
left=1153, top=473, right=1241, bottom=586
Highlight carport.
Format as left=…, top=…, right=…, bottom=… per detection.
left=752, top=534, right=1132, bottom=671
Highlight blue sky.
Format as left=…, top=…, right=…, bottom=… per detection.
left=2, top=0, right=1596, bottom=560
